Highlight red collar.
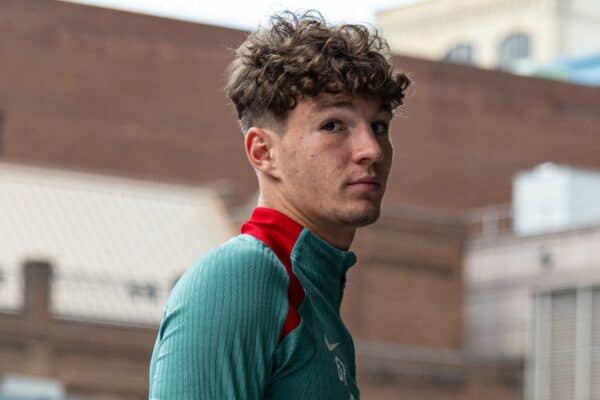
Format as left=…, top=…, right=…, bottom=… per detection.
left=241, top=207, right=304, bottom=341
left=241, top=207, right=303, bottom=263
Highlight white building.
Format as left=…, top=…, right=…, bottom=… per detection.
left=376, top=0, right=600, bottom=70
left=465, top=164, right=600, bottom=399
left=0, top=162, right=235, bottom=326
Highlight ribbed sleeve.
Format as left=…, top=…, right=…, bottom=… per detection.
left=149, top=236, right=289, bottom=399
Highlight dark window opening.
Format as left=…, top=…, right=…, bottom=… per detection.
left=497, top=32, right=531, bottom=70
left=443, top=43, right=475, bottom=65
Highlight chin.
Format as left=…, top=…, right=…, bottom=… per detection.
left=341, top=203, right=381, bottom=227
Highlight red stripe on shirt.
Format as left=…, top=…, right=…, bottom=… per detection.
left=241, top=207, right=305, bottom=341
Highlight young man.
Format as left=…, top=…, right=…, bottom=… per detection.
left=149, top=11, right=410, bottom=399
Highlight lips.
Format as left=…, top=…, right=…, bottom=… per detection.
left=348, top=177, right=381, bottom=189
left=350, top=176, right=380, bottom=185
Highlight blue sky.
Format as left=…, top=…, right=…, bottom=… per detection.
left=61, top=0, right=418, bottom=30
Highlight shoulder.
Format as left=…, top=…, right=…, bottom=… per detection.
left=167, top=234, right=289, bottom=308
left=150, top=235, right=290, bottom=397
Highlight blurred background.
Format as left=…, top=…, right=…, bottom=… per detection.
left=1, top=0, right=600, bottom=399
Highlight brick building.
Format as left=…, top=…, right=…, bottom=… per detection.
left=2, top=1, right=599, bottom=211
left=1, top=0, right=600, bottom=399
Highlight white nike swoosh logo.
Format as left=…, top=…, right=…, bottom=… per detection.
left=324, top=335, right=341, bottom=351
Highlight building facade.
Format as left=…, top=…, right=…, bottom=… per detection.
left=376, top=0, right=600, bottom=70
left=466, top=165, right=600, bottom=400
left=466, top=223, right=600, bottom=400
left=2, top=0, right=600, bottom=398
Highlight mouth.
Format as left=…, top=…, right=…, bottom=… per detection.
left=347, top=177, right=382, bottom=191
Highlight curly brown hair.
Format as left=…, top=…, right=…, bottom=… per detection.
left=225, top=11, right=411, bottom=133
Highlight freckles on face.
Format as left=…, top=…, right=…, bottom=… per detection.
left=277, top=115, right=332, bottom=201
left=272, top=92, right=394, bottom=229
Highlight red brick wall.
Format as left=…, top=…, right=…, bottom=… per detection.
left=344, top=208, right=466, bottom=349
left=0, top=0, right=254, bottom=203
left=1, top=0, right=599, bottom=211
left=386, top=55, right=600, bottom=210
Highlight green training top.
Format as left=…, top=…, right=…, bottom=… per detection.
left=149, top=207, right=360, bottom=399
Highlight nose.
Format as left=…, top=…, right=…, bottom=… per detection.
left=352, top=123, right=386, bottom=165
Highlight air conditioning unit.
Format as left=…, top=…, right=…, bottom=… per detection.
left=513, top=163, right=600, bottom=235
left=0, top=374, right=64, bottom=400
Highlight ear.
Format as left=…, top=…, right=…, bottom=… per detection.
left=244, top=127, right=281, bottom=179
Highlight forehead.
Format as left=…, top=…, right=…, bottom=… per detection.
left=306, top=92, right=391, bottom=117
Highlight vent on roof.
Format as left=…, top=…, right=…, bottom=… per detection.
left=513, top=163, right=600, bottom=235
left=0, top=374, right=64, bottom=399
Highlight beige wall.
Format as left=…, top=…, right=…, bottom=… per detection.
left=376, top=0, right=600, bottom=68
left=0, top=162, right=235, bottom=325
left=465, top=225, right=600, bottom=358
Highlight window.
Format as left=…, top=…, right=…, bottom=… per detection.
left=443, top=43, right=475, bottom=65
left=530, top=287, right=600, bottom=400
left=127, top=281, right=158, bottom=300
left=497, top=32, right=531, bottom=70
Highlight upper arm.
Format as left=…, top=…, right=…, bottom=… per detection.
left=149, top=239, right=289, bottom=399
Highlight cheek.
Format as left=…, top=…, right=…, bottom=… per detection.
left=281, top=152, right=299, bottom=179
left=280, top=144, right=314, bottom=187
left=283, top=137, right=346, bottom=187
left=311, top=147, right=346, bottom=178
left=278, top=139, right=301, bottom=173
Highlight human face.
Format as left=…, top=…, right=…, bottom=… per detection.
left=274, top=92, right=393, bottom=236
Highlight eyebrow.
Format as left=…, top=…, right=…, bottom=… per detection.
left=312, top=97, right=354, bottom=112
left=312, top=97, right=393, bottom=118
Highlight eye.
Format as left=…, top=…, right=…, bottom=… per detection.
left=371, top=121, right=389, bottom=136
left=320, top=120, right=346, bottom=133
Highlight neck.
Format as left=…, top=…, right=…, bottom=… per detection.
left=257, top=197, right=355, bottom=250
